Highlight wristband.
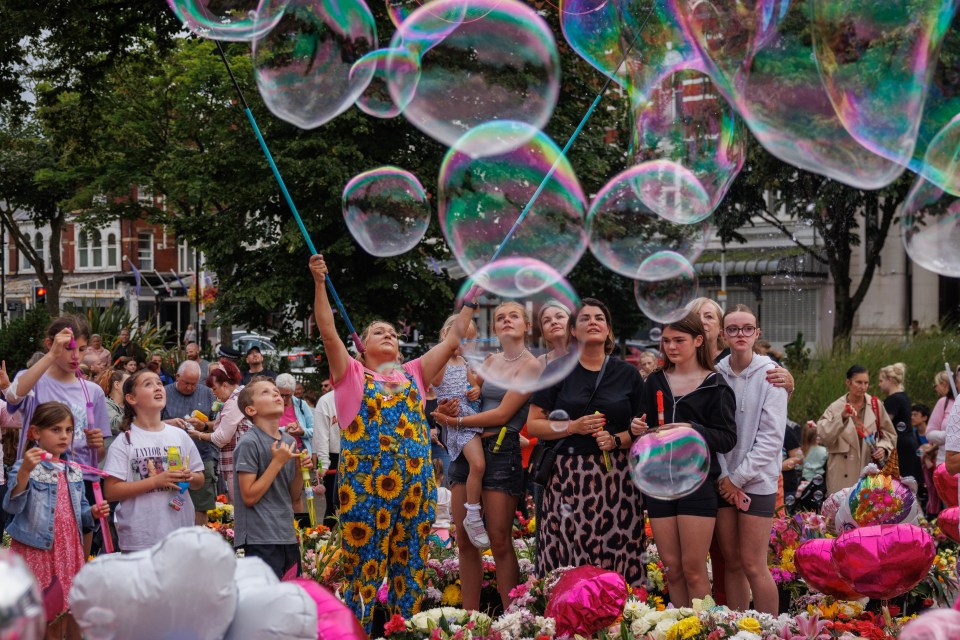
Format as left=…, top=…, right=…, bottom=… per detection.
left=462, top=301, right=479, bottom=310
left=613, top=434, right=622, bottom=449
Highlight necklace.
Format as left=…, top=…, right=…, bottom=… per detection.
left=502, top=348, right=527, bottom=362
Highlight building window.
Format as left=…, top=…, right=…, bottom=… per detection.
left=137, top=185, right=153, bottom=206
left=178, top=239, right=197, bottom=272
left=138, top=230, right=153, bottom=271
left=91, top=230, right=103, bottom=268
left=77, top=229, right=105, bottom=270
left=107, top=233, right=118, bottom=267
left=34, top=232, right=44, bottom=268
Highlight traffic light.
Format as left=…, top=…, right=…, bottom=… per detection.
left=33, top=286, right=46, bottom=306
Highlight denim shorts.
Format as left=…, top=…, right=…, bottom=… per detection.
left=448, top=431, right=524, bottom=497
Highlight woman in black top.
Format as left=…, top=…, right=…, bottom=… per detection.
left=630, top=312, right=737, bottom=606
left=527, top=299, right=646, bottom=586
left=879, top=363, right=921, bottom=483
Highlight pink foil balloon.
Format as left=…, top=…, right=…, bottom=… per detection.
left=290, top=578, right=367, bottom=640
left=934, top=463, right=959, bottom=507
left=544, top=566, right=628, bottom=639
left=940, top=506, right=960, bottom=543
left=831, top=524, right=936, bottom=600
left=794, top=539, right=863, bottom=600
left=899, top=609, right=960, bottom=639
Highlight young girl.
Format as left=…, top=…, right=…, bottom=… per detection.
left=5, top=315, right=111, bottom=555
left=713, top=305, right=787, bottom=614
left=431, top=313, right=488, bottom=548
left=3, top=401, right=109, bottom=634
left=630, top=312, right=737, bottom=607
left=103, top=369, right=204, bottom=552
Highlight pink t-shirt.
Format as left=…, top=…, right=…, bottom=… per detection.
left=334, top=358, right=426, bottom=430
left=279, top=404, right=297, bottom=427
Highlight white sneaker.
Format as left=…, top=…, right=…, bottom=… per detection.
left=463, top=513, right=490, bottom=549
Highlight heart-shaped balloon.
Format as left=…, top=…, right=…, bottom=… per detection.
left=794, top=538, right=863, bottom=600
left=831, top=524, right=936, bottom=600
left=545, top=566, right=628, bottom=638
left=940, top=507, right=960, bottom=543
left=290, top=578, right=367, bottom=640
left=935, top=464, right=959, bottom=507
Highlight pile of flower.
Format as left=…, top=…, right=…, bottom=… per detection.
left=204, top=495, right=235, bottom=544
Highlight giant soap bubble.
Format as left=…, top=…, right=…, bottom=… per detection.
left=351, top=47, right=420, bottom=119
left=342, top=167, right=431, bottom=257
left=253, top=0, right=377, bottom=129
left=633, top=252, right=699, bottom=323
left=901, top=173, right=960, bottom=277
left=586, top=162, right=711, bottom=279
left=168, top=0, right=289, bottom=41
left=388, top=0, right=560, bottom=157
left=439, top=121, right=588, bottom=279
left=630, top=426, right=709, bottom=499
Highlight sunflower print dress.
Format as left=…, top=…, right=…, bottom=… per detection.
left=338, top=369, right=436, bottom=631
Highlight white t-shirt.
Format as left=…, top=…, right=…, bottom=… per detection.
left=311, top=392, right=339, bottom=472
left=103, top=424, right=203, bottom=552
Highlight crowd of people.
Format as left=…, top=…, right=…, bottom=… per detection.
left=1, top=254, right=960, bottom=637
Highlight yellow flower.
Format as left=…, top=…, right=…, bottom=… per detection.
left=376, top=508, right=392, bottom=530
left=344, top=521, right=374, bottom=548
left=406, top=457, right=424, bottom=475
left=441, top=584, right=462, bottom=606
left=362, top=559, right=380, bottom=581
left=666, top=616, right=701, bottom=640
left=780, top=547, right=796, bottom=573
left=338, top=484, right=358, bottom=514
left=738, top=617, right=761, bottom=634
left=401, top=498, right=420, bottom=519
left=375, top=470, right=403, bottom=500
left=343, top=453, right=360, bottom=473
left=393, top=574, right=408, bottom=599
left=359, top=583, right=377, bottom=605
left=343, top=418, right=366, bottom=442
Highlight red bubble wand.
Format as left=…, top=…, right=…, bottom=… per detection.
left=656, top=390, right=665, bottom=427
left=70, top=332, right=114, bottom=554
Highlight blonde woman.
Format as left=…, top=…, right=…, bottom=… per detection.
left=878, top=363, right=920, bottom=482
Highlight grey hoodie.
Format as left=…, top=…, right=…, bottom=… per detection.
left=715, top=353, right=788, bottom=495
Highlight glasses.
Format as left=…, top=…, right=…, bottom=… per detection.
left=279, top=392, right=293, bottom=399
left=724, top=325, right=757, bottom=337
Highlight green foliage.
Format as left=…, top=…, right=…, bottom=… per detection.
left=61, top=302, right=171, bottom=355
left=788, top=331, right=960, bottom=423
left=783, top=332, right=811, bottom=373
left=0, top=308, right=51, bottom=374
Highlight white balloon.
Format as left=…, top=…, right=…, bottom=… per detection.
left=70, top=527, right=238, bottom=640
left=224, top=557, right=317, bottom=640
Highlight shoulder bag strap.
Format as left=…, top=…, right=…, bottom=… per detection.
left=549, top=356, right=609, bottom=451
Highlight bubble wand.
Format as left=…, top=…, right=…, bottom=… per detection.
left=300, top=452, right=317, bottom=528
left=69, top=333, right=115, bottom=554
left=212, top=41, right=364, bottom=354
left=656, top=390, right=665, bottom=427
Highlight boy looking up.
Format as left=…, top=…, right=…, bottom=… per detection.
left=233, top=380, right=312, bottom=578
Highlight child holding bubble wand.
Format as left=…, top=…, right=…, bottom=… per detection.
left=630, top=312, right=737, bottom=607
left=3, top=401, right=110, bottom=634
left=103, top=369, right=203, bottom=553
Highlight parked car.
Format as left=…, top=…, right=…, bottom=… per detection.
left=232, top=331, right=278, bottom=356
left=278, top=347, right=322, bottom=375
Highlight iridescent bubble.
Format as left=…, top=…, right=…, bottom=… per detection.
left=920, top=113, right=960, bottom=196
left=811, top=0, right=955, bottom=175
left=342, top=167, right=430, bottom=257
left=252, top=0, right=377, bottom=129
left=586, top=163, right=711, bottom=279
left=901, top=174, right=960, bottom=277
left=389, top=0, right=560, bottom=156
left=632, top=67, right=746, bottom=222
left=548, top=409, right=571, bottom=433
left=351, top=48, right=420, bottom=119
left=168, top=0, right=289, bottom=41
left=439, top=121, right=588, bottom=278
left=387, top=0, right=500, bottom=28
left=455, top=259, right=581, bottom=393
left=672, top=0, right=905, bottom=190
left=633, top=252, right=698, bottom=324
left=629, top=426, right=709, bottom=499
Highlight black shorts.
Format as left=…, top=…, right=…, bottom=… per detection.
left=644, top=476, right=720, bottom=518
left=448, top=431, right=524, bottom=497
left=238, top=543, right=301, bottom=579
left=717, top=491, right=778, bottom=518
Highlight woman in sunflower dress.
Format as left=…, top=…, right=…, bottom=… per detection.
left=309, top=255, right=475, bottom=631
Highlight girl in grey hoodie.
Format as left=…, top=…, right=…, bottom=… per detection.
left=714, top=304, right=788, bottom=614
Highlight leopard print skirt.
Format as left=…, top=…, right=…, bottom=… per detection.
left=537, top=449, right=646, bottom=587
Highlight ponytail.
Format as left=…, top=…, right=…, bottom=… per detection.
left=119, top=369, right=153, bottom=436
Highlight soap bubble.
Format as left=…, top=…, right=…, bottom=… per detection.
left=629, top=426, right=709, bottom=499
left=586, top=163, right=711, bottom=279
left=920, top=113, right=960, bottom=196
left=376, top=361, right=407, bottom=395
left=455, top=258, right=581, bottom=393
left=352, top=48, right=420, bottom=119
left=548, top=409, right=571, bottom=433
left=439, top=121, right=588, bottom=279
left=252, top=0, right=377, bottom=129
left=168, top=0, right=289, bottom=41
left=631, top=67, right=746, bottom=222
left=389, top=0, right=560, bottom=156
left=901, top=173, right=960, bottom=277
left=633, top=252, right=698, bottom=324
left=342, top=167, right=430, bottom=257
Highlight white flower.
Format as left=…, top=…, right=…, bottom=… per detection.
left=623, top=599, right=652, bottom=621
left=631, top=618, right=653, bottom=636
left=651, top=618, right=677, bottom=640
left=732, top=632, right=762, bottom=640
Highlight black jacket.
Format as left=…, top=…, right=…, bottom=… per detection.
left=641, top=370, right=738, bottom=480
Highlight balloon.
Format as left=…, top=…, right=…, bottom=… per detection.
left=0, top=550, right=45, bottom=640
left=934, top=463, right=959, bottom=507
left=794, top=539, right=863, bottom=600
left=831, top=524, right=936, bottom=600
left=940, top=506, right=960, bottom=543
left=821, top=487, right=852, bottom=533
left=289, top=578, right=367, bottom=640
left=225, top=558, right=317, bottom=640
left=70, top=527, right=238, bottom=640
left=629, top=426, right=710, bottom=500
left=848, top=473, right=915, bottom=527
left=544, top=566, right=628, bottom=639
left=900, top=609, right=960, bottom=640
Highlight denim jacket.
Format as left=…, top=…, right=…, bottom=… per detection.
left=3, top=455, right=93, bottom=550
left=293, top=397, right=315, bottom=455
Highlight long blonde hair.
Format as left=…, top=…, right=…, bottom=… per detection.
left=686, top=297, right=725, bottom=354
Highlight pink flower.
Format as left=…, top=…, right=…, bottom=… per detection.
left=377, top=582, right=389, bottom=604
left=384, top=614, right=406, bottom=636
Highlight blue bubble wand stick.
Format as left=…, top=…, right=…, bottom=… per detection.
left=213, top=41, right=365, bottom=353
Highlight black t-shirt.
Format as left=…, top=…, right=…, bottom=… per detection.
left=782, top=426, right=802, bottom=495
left=531, top=356, right=644, bottom=455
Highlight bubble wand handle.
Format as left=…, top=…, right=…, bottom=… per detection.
left=656, top=390, right=665, bottom=427
left=91, top=481, right=114, bottom=553
left=213, top=40, right=364, bottom=353
left=74, top=351, right=114, bottom=553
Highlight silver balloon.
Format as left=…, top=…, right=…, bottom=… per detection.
left=0, top=550, right=45, bottom=640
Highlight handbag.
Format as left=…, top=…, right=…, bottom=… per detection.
left=528, top=356, right=608, bottom=488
